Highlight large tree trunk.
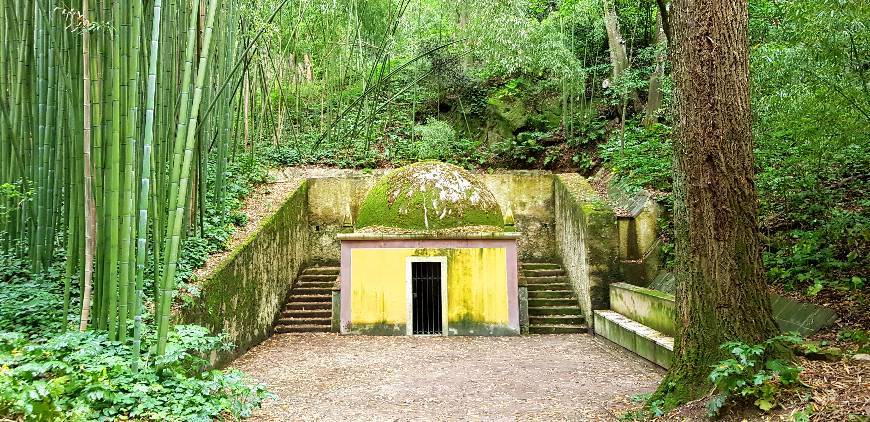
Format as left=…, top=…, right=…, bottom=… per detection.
left=643, top=6, right=668, bottom=127
left=602, top=0, right=629, bottom=80
left=656, top=0, right=780, bottom=406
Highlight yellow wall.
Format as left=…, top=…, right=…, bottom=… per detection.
left=350, top=248, right=510, bottom=333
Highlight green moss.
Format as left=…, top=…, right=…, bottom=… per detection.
left=449, top=314, right=519, bottom=336
left=349, top=322, right=407, bottom=335
left=177, top=181, right=310, bottom=367
left=356, top=161, right=504, bottom=232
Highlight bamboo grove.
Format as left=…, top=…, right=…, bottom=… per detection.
left=1, top=0, right=268, bottom=354
left=1, top=0, right=430, bottom=355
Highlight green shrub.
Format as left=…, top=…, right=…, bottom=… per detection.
left=490, top=131, right=548, bottom=167
left=413, top=118, right=457, bottom=160
left=598, top=122, right=673, bottom=194
left=0, top=325, right=270, bottom=421
left=707, top=333, right=804, bottom=417
left=837, top=329, right=870, bottom=354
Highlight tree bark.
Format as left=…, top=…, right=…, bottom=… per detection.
left=655, top=0, right=780, bottom=406
left=643, top=6, right=668, bottom=127
left=602, top=0, right=629, bottom=80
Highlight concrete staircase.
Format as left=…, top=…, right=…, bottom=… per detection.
left=521, top=262, right=585, bottom=334
left=274, top=266, right=339, bottom=333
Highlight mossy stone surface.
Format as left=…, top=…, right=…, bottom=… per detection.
left=356, top=161, right=504, bottom=232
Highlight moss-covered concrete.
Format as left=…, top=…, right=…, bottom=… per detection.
left=307, top=174, right=381, bottom=262
left=607, top=279, right=836, bottom=341
left=479, top=171, right=557, bottom=261
left=356, top=161, right=504, bottom=232
left=305, top=169, right=556, bottom=262
left=178, top=181, right=310, bottom=367
left=609, top=282, right=676, bottom=336
left=594, top=310, right=674, bottom=368
left=554, top=174, right=619, bottom=329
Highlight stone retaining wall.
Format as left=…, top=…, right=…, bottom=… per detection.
left=178, top=181, right=310, bottom=367
left=306, top=171, right=558, bottom=262
left=554, top=174, right=618, bottom=328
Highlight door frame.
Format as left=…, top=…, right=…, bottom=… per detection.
left=405, top=256, right=448, bottom=336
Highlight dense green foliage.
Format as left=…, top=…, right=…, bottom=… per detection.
left=0, top=326, right=269, bottom=421
left=0, top=254, right=68, bottom=338
left=707, top=334, right=804, bottom=417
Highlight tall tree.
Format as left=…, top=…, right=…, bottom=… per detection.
left=602, top=0, right=629, bottom=80
left=654, top=0, right=780, bottom=406
left=643, top=5, right=668, bottom=127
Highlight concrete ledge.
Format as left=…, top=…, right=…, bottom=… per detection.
left=594, top=310, right=673, bottom=368
left=337, top=232, right=522, bottom=240
left=609, top=282, right=676, bottom=336
left=771, top=294, right=838, bottom=336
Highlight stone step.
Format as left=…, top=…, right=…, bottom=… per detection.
left=527, top=290, right=575, bottom=299
left=295, top=281, right=335, bottom=289
left=297, top=274, right=337, bottom=282
left=525, top=283, right=572, bottom=291
left=293, top=287, right=332, bottom=295
left=530, top=315, right=585, bottom=325
left=528, top=306, right=583, bottom=316
left=521, top=262, right=562, bottom=270
left=287, top=294, right=331, bottom=302
left=521, top=276, right=570, bottom=284
left=522, top=268, right=565, bottom=277
left=529, top=298, right=577, bottom=307
left=528, top=324, right=586, bottom=334
left=304, top=267, right=340, bottom=276
left=275, top=324, right=331, bottom=333
left=276, top=317, right=331, bottom=326
left=281, top=309, right=331, bottom=318
left=284, top=302, right=331, bottom=311
left=594, top=310, right=674, bottom=368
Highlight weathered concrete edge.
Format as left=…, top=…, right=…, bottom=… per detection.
left=199, top=179, right=309, bottom=280
left=610, top=282, right=676, bottom=336
left=594, top=310, right=673, bottom=368
left=605, top=281, right=838, bottom=338
left=553, top=173, right=618, bottom=332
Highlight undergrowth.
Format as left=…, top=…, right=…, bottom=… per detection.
left=0, top=326, right=270, bottom=421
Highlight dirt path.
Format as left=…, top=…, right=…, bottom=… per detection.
left=231, top=333, right=664, bottom=421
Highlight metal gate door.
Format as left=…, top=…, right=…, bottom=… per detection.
left=411, top=262, right=442, bottom=335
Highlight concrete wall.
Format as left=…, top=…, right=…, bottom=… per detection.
left=339, top=236, right=520, bottom=336
left=554, top=174, right=618, bottom=328
left=307, top=171, right=557, bottom=262
left=178, top=181, right=310, bottom=367
left=609, top=280, right=836, bottom=338
left=617, top=198, right=661, bottom=286
left=479, top=171, right=556, bottom=261
left=306, top=174, right=380, bottom=263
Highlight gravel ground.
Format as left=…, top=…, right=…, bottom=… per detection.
left=231, top=333, right=664, bottom=421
